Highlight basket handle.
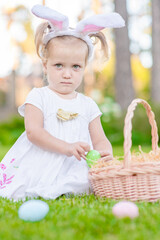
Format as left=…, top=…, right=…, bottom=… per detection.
left=123, top=98, right=159, bottom=168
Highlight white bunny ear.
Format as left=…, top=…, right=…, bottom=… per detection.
left=75, top=12, right=125, bottom=35
left=31, top=4, right=69, bottom=31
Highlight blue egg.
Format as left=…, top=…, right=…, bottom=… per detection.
left=18, top=200, right=49, bottom=222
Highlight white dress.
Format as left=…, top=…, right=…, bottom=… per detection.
left=0, top=86, right=102, bottom=201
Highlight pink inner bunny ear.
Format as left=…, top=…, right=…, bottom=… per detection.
left=83, top=24, right=104, bottom=33
left=50, top=20, right=63, bottom=30
left=31, top=4, right=69, bottom=31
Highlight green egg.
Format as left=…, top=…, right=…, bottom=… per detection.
left=86, top=150, right=101, bottom=168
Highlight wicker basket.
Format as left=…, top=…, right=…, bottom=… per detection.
left=88, top=99, right=160, bottom=202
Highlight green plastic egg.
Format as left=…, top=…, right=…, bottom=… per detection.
left=86, top=150, right=101, bottom=168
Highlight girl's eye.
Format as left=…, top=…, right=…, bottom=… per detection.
left=55, top=64, right=62, bottom=68
left=73, top=65, right=80, bottom=70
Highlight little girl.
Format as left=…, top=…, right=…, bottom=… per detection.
left=0, top=5, right=125, bottom=201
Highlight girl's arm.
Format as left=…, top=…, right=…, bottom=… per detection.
left=89, top=116, right=113, bottom=160
left=24, top=104, right=90, bottom=159
left=25, top=104, right=68, bottom=154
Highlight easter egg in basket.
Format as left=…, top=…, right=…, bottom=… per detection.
left=86, top=150, right=101, bottom=167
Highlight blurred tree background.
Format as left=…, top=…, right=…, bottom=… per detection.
left=0, top=0, right=160, bottom=150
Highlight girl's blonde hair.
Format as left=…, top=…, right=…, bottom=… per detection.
left=89, top=32, right=110, bottom=61
left=34, top=21, right=109, bottom=62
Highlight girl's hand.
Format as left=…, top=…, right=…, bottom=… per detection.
left=66, top=142, right=90, bottom=161
left=98, top=150, right=113, bottom=162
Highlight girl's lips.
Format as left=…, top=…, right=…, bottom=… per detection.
left=61, top=82, right=72, bottom=84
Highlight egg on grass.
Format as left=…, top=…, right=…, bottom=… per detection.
left=112, top=201, right=139, bottom=219
left=18, top=199, right=49, bottom=222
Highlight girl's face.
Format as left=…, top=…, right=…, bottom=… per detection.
left=43, top=37, right=88, bottom=96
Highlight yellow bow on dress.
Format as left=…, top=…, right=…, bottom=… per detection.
left=57, top=109, right=78, bottom=121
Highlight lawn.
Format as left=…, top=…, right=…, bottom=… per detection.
left=0, top=144, right=159, bottom=240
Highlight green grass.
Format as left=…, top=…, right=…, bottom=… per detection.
left=0, top=195, right=160, bottom=240
left=0, top=144, right=159, bottom=240
left=0, top=145, right=12, bottom=160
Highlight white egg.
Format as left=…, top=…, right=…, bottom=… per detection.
left=112, top=201, right=139, bottom=219
left=18, top=200, right=49, bottom=222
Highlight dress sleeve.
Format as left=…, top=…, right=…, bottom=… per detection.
left=18, top=88, right=43, bottom=117
left=88, top=97, right=103, bottom=123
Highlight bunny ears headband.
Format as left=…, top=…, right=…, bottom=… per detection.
left=31, top=4, right=125, bottom=60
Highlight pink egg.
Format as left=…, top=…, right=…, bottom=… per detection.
left=112, top=201, right=139, bottom=219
